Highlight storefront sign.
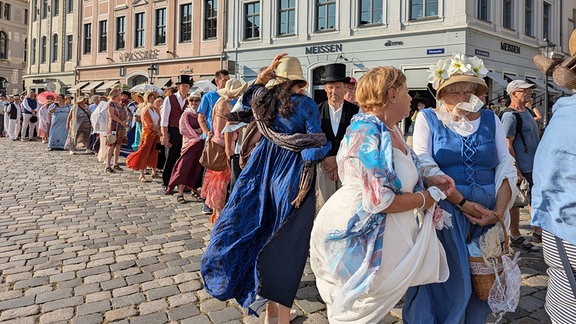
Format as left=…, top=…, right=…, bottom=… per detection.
left=384, top=40, right=404, bottom=47
left=475, top=49, right=490, bottom=57
left=426, top=48, right=445, bottom=55
left=119, top=49, right=160, bottom=62
left=500, top=42, right=520, bottom=54
left=305, top=43, right=343, bottom=55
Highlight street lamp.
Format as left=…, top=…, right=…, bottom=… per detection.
left=1, top=79, right=9, bottom=94
left=147, top=64, right=157, bottom=84
left=539, top=37, right=555, bottom=130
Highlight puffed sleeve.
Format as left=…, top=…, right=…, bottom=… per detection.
left=300, top=96, right=331, bottom=161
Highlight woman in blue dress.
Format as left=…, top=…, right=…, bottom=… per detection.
left=48, top=94, right=71, bottom=150
left=403, top=53, right=519, bottom=323
left=201, top=54, right=331, bottom=324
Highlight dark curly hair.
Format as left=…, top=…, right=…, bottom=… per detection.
left=252, top=79, right=307, bottom=126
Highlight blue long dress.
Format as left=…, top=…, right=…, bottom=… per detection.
left=403, top=108, right=496, bottom=323
left=48, top=104, right=71, bottom=150
left=201, top=93, right=331, bottom=312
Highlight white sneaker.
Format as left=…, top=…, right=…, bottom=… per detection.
left=69, top=150, right=75, bottom=155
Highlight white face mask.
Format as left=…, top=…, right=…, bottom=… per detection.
left=453, top=94, right=483, bottom=113
left=436, top=94, right=483, bottom=132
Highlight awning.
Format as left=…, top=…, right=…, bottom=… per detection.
left=154, top=77, right=172, bottom=88
left=486, top=72, right=509, bottom=87
left=68, top=81, right=90, bottom=92
left=526, top=77, right=559, bottom=93
left=95, top=80, right=120, bottom=93
left=82, top=81, right=104, bottom=93
left=403, top=68, right=429, bottom=89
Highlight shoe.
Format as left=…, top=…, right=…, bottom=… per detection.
left=189, top=191, right=202, bottom=202
left=139, top=175, right=148, bottom=182
left=113, top=165, right=123, bottom=171
left=532, top=232, right=542, bottom=243
left=105, top=166, right=115, bottom=173
left=202, top=204, right=213, bottom=215
left=510, top=236, right=539, bottom=252
left=151, top=173, right=161, bottom=179
left=177, top=195, right=186, bottom=204
left=69, top=150, right=75, bottom=155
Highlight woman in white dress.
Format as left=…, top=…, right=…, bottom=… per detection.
left=310, top=66, right=454, bottom=324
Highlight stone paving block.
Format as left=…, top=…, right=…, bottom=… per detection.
left=138, top=299, right=168, bottom=315
left=154, top=267, right=183, bottom=279
left=2, top=265, right=33, bottom=275
left=109, top=260, right=136, bottom=272
left=0, top=295, right=35, bottom=311
left=294, top=299, right=326, bottom=314
left=35, top=287, right=73, bottom=303
left=167, top=292, right=198, bottom=307
left=0, top=290, right=22, bottom=301
left=518, top=295, right=546, bottom=312
left=112, top=285, right=140, bottom=298
left=112, top=292, right=146, bottom=308
left=84, top=272, right=111, bottom=284
left=115, top=254, right=137, bottom=262
left=141, top=278, right=173, bottom=291
left=4, top=271, right=33, bottom=283
left=104, top=306, right=138, bottom=322
left=101, top=277, right=127, bottom=290
left=181, top=314, right=212, bottom=324
left=76, top=299, right=111, bottom=316
left=85, top=291, right=111, bottom=303
left=168, top=304, right=200, bottom=321
left=199, top=298, right=228, bottom=313
left=207, top=306, right=243, bottom=323
left=38, top=307, right=74, bottom=324
left=145, top=285, right=180, bottom=301
left=57, top=278, right=83, bottom=289
left=178, top=279, right=203, bottom=293
left=129, top=311, right=168, bottom=324
left=24, top=284, right=53, bottom=297
left=70, top=313, right=104, bottom=324
left=73, top=283, right=100, bottom=296
left=1, top=316, right=37, bottom=324
left=42, top=295, right=84, bottom=312
left=0, top=304, right=40, bottom=321
left=62, top=262, right=86, bottom=272
left=77, top=265, right=109, bottom=278
left=126, top=272, right=153, bottom=285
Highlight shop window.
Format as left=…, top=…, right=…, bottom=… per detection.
left=409, top=0, right=438, bottom=20
left=278, top=0, right=295, bottom=36
left=359, top=0, right=382, bottom=26
left=244, top=1, right=260, bottom=40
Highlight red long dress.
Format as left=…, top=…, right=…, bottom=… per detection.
left=126, top=106, right=159, bottom=170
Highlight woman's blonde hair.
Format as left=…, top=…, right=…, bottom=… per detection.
left=356, top=67, right=406, bottom=113
left=108, top=89, right=122, bottom=100
left=143, top=91, right=157, bottom=104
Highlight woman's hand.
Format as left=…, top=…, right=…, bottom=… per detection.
left=461, top=201, right=498, bottom=226
left=426, top=175, right=455, bottom=196
left=255, top=52, right=288, bottom=85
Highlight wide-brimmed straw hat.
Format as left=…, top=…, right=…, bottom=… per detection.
left=430, top=53, right=488, bottom=98
left=534, top=29, right=576, bottom=90
left=217, top=79, right=247, bottom=100
left=267, top=56, right=308, bottom=88
left=76, top=95, right=88, bottom=104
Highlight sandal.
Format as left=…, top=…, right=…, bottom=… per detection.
left=105, top=166, right=115, bottom=173
left=510, top=236, right=540, bottom=252
left=113, top=165, right=123, bottom=171
left=139, top=176, right=148, bottom=182
left=151, top=173, right=161, bottom=179
left=177, top=195, right=186, bottom=204
left=189, top=191, right=202, bottom=202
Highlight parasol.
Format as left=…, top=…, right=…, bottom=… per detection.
left=193, top=80, right=217, bottom=93
left=129, top=84, right=163, bottom=95
left=37, top=91, right=58, bottom=105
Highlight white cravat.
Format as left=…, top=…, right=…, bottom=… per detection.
left=329, top=103, right=344, bottom=136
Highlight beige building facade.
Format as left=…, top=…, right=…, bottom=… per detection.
left=76, top=0, right=228, bottom=95
left=23, top=0, right=78, bottom=94
left=0, top=0, right=29, bottom=95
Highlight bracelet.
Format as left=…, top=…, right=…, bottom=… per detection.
left=457, top=197, right=467, bottom=208
left=417, top=191, right=426, bottom=209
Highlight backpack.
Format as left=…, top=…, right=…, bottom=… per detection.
left=499, top=107, right=531, bottom=153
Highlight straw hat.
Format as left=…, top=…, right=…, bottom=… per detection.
left=217, top=79, right=247, bottom=100
left=267, top=56, right=308, bottom=88
left=76, top=95, right=88, bottom=104
left=188, top=89, right=202, bottom=99
left=436, top=74, right=488, bottom=97
left=534, top=29, right=576, bottom=90
left=430, top=53, right=488, bottom=98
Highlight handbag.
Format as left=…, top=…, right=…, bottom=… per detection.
left=199, top=136, right=228, bottom=171
left=105, top=134, right=117, bottom=145
left=513, top=178, right=530, bottom=208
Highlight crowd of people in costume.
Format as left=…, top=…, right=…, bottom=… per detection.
left=4, top=41, right=576, bottom=323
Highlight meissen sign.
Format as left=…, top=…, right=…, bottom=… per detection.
left=500, top=42, right=520, bottom=54
left=305, top=44, right=343, bottom=55
left=119, top=49, right=160, bottom=63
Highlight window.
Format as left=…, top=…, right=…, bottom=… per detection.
left=524, top=0, right=533, bottom=36
left=179, top=4, right=191, bottom=42
left=543, top=2, right=551, bottom=40
left=32, top=0, right=36, bottom=22
left=155, top=8, right=166, bottom=45
left=244, top=2, right=260, bottom=39
left=316, top=0, right=336, bottom=31
left=24, top=9, right=28, bottom=24
left=410, top=0, right=438, bottom=20
left=359, top=0, right=383, bottom=25
left=3, top=3, right=10, bottom=20
left=204, top=0, right=217, bottom=39
left=99, top=20, right=107, bottom=52
left=66, top=0, right=72, bottom=13
left=278, top=0, right=295, bottom=36
left=477, top=0, right=489, bottom=21
left=65, top=35, right=72, bottom=61
left=42, top=0, right=47, bottom=19
left=40, top=36, right=46, bottom=63
left=31, top=38, right=36, bottom=64
left=116, top=16, right=125, bottom=50
left=52, top=0, right=59, bottom=16
left=503, top=0, right=513, bottom=29
left=83, top=23, right=91, bottom=54
left=24, top=38, right=27, bottom=62
left=51, top=34, right=58, bottom=62
left=134, top=12, right=145, bottom=48
left=0, top=31, right=7, bottom=59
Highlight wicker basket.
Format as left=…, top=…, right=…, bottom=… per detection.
left=468, top=213, right=509, bottom=301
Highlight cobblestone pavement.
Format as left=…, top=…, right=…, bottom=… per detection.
left=0, top=138, right=550, bottom=323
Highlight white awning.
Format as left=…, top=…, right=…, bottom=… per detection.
left=526, top=77, right=559, bottom=93
left=486, top=72, right=509, bottom=87
left=154, top=77, right=173, bottom=88
left=82, top=81, right=104, bottom=93
left=68, top=81, right=90, bottom=92
left=403, top=68, right=429, bottom=89
left=95, top=80, right=120, bottom=93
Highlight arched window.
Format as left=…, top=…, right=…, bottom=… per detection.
left=131, top=75, right=148, bottom=86
left=51, top=34, right=58, bottom=62
left=31, top=38, right=36, bottom=64
left=0, top=31, right=7, bottom=59
left=40, top=36, right=46, bottom=63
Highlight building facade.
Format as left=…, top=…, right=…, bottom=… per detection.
left=75, top=0, right=228, bottom=95
left=225, top=0, right=573, bottom=106
left=23, top=0, right=79, bottom=94
left=0, top=0, right=29, bottom=95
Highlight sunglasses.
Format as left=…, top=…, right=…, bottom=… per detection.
left=189, top=98, right=201, bottom=103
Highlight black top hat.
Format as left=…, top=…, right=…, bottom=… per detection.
left=175, top=75, right=194, bottom=86
left=321, top=63, right=351, bottom=84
